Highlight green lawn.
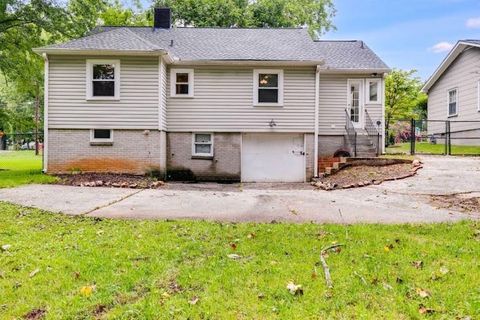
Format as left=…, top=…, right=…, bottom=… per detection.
left=0, top=151, right=57, bottom=188
left=386, top=142, right=480, bottom=155
left=0, top=202, right=479, bottom=319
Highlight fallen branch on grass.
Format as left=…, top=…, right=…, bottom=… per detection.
left=320, top=244, right=344, bottom=289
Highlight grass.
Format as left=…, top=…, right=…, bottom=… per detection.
left=386, top=142, right=480, bottom=155
left=1, top=202, right=479, bottom=319
left=0, top=151, right=57, bottom=188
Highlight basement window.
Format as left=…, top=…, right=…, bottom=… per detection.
left=90, top=129, right=113, bottom=145
left=253, top=69, right=284, bottom=106
left=171, top=69, right=194, bottom=97
left=86, top=60, right=120, bottom=100
left=192, top=133, right=213, bottom=157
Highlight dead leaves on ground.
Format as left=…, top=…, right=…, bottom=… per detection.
left=286, top=282, right=304, bottom=296
left=80, top=285, right=96, bottom=297
left=23, top=308, right=46, bottom=320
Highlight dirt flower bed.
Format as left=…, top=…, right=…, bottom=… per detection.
left=55, top=173, right=165, bottom=189
left=430, top=194, right=480, bottom=213
left=313, top=159, right=422, bottom=190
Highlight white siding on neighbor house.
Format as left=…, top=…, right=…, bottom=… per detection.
left=166, top=66, right=316, bottom=132
left=428, top=47, right=480, bottom=135
left=318, top=74, right=384, bottom=135
left=48, top=55, right=159, bottom=129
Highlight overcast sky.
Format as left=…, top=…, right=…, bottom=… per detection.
left=323, top=0, right=480, bottom=80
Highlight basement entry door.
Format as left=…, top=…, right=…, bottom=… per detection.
left=241, top=133, right=305, bottom=182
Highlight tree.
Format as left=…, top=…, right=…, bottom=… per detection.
left=155, top=0, right=336, bottom=37
left=99, top=0, right=149, bottom=26
left=384, top=69, right=427, bottom=139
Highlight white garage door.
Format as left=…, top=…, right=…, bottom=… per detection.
left=242, top=133, right=305, bottom=182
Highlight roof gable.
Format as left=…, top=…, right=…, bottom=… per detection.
left=423, top=40, right=480, bottom=92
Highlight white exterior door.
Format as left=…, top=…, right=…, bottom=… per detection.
left=347, top=79, right=363, bottom=129
left=241, top=133, right=305, bottom=182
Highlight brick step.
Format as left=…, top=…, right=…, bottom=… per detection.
left=318, top=156, right=347, bottom=174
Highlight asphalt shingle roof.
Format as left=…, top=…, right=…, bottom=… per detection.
left=313, top=40, right=390, bottom=70
left=38, top=26, right=389, bottom=70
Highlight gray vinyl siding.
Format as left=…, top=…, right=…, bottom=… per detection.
left=428, top=47, right=480, bottom=135
left=160, top=58, right=167, bottom=131
left=319, top=74, right=384, bottom=135
left=48, top=55, right=159, bottom=129
left=166, top=66, right=316, bottom=132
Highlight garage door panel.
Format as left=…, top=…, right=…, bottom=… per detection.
left=242, top=133, right=305, bottom=182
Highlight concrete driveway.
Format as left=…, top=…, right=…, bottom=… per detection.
left=1, top=156, right=479, bottom=224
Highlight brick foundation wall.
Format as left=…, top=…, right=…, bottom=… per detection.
left=167, top=132, right=241, bottom=181
left=48, top=129, right=162, bottom=174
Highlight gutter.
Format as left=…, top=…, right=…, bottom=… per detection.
left=32, top=48, right=171, bottom=58
left=318, top=68, right=391, bottom=74
left=42, top=53, right=49, bottom=173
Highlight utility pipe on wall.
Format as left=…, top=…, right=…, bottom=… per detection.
left=314, top=65, right=321, bottom=177
left=42, top=53, right=49, bottom=173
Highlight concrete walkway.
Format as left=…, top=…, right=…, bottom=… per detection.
left=1, top=156, right=479, bottom=223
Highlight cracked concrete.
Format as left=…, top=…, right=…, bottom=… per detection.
left=0, top=155, right=479, bottom=223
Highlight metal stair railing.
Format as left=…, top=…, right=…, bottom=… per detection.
left=345, top=108, right=357, bottom=157
left=364, top=109, right=381, bottom=156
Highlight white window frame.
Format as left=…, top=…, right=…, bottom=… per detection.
left=90, top=129, right=113, bottom=143
left=86, top=59, right=120, bottom=100
left=366, top=78, right=382, bottom=104
left=170, top=69, right=194, bottom=98
left=253, top=69, right=284, bottom=107
left=191, top=133, right=214, bottom=157
left=447, top=88, right=458, bottom=117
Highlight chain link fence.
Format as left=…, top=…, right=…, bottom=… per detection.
left=386, top=119, right=480, bottom=156
left=0, top=132, right=44, bottom=154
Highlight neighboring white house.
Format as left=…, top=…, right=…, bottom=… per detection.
left=423, top=40, right=480, bottom=145
left=34, top=8, right=389, bottom=182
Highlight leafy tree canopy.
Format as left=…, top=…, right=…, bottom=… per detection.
left=385, top=69, right=427, bottom=132
left=155, top=0, right=336, bottom=37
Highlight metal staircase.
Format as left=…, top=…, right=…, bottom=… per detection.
left=345, top=109, right=381, bottom=157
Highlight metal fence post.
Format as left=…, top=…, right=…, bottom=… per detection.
left=354, top=132, right=357, bottom=157
left=410, top=119, right=415, bottom=155
left=377, top=132, right=380, bottom=156
left=447, top=120, right=451, bottom=155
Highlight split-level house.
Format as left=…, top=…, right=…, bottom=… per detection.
left=423, top=40, right=480, bottom=145
left=34, top=8, right=389, bottom=183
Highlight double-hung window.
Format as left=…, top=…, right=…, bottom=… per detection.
left=171, top=69, right=194, bottom=97
left=366, top=79, right=381, bottom=104
left=192, top=133, right=213, bottom=157
left=253, top=69, right=284, bottom=106
left=86, top=60, right=120, bottom=100
left=447, top=88, right=458, bottom=117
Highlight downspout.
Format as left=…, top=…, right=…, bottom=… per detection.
left=42, top=53, right=49, bottom=173
left=314, top=65, right=321, bottom=177
left=382, top=73, right=387, bottom=154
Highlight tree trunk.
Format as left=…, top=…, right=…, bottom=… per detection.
left=34, top=85, right=39, bottom=156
